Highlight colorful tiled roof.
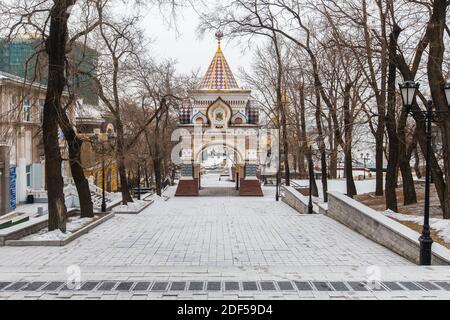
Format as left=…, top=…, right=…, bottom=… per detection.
left=197, top=38, right=240, bottom=91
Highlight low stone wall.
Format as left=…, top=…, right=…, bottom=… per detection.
left=0, top=209, right=79, bottom=246
left=282, top=186, right=318, bottom=214
left=327, top=191, right=450, bottom=265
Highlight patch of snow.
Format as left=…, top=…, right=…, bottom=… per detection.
left=113, top=200, right=148, bottom=213
left=67, top=217, right=95, bottom=233
left=292, top=179, right=377, bottom=200
left=21, top=216, right=97, bottom=241
left=383, top=210, right=450, bottom=243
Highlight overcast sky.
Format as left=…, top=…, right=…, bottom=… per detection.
left=140, top=5, right=255, bottom=83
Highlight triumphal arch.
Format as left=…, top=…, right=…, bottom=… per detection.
left=174, top=32, right=270, bottom=197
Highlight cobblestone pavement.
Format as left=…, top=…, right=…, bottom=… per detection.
left=0, top=184, right=449, bottom=300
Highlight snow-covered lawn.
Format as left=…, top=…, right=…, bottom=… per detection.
left=22, top=216, right=96, bottom=241
left=292, top=179, right=377, bottom=200
left=383, top=210, right=450, bottom=244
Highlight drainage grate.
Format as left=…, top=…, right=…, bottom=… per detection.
left=188, top=282, right=204, bottom=291
left=207, top=282, right=221, bottom=291
left=151, top=282, right=169, bottom=291
left=0, top=280, right=447, bottom=293
left=22, top=282, right=47, bottom=291
left=4, top=282, right=27, bottom=291
left=242, top=282, right=258, bottom=291
left=80, top=282, right=100, bottom=291
left=97, top=281, right=116, bottom=291
left=170, top=282, right=186, bottom=291
left=224, top=282, right=239, bottom=291
left=116, top=282, right=134, bottom=291
left=313, top=282, right=333, bottom=292
left=133, top=282, right=151, bottom=291
left=383, top=282, right=405, bottom=291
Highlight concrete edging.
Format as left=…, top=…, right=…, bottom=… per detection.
left=0, top=209, right=78, bottom=246
left=282, top=186, right=319, bottom=214
left=327, top=191, right=450, bottom=265
left=5, top=213, right=115, bottom=247
left=113, top=200, right=154, bottom=215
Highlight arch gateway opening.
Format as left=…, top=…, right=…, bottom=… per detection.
left=174, top=32, right=270, bottom=197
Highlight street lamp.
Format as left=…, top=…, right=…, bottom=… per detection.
left=399, top=80, right=450, bottom=265
left=360, top=152, right=370, bottom=180
left=308, top=146, right=314, bottom=214
left=91, top=129, right=116, bottom=213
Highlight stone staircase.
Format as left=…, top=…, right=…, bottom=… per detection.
left=175, top=179, right=199, bottom=197
left=239, top=179, right=264, bottom=197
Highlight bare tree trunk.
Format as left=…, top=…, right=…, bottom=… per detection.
left=43, top=0, right=77, bottom=232
left=414, top=147, right=422, bottom=179
left=398, top=119, right=418, bottom=206
left=343, top=83, right=357, bottom=198
left=116, top=121, right=133, bottom=204
left=61, top=125, right=94, bottom=217
left=427, top=0, right=449, bottom=219
left=314, top=88, right=328, bottom=202
left=385, top=24, right=402, bottom=212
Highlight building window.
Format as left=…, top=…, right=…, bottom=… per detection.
left=26, top=165, right=32, bottom=188
left=23, top=97, right=31, bottom=122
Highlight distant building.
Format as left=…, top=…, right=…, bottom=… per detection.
left=75, top=103, right=120, bottom=193
left=0, top=71, right=74, bottom=215
left=0, top=38, right=99, bottom=106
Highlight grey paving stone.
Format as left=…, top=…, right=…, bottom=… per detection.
left=170, top=282, right=186, bottom=291
left=133, top=282, right=151, bottom=291
left=0, top=282, right=12, bottom=290
left=80, top=282, right=100, bottom=291
left=188, top=282, right=204, bottom=291
left=313, top=281, right=333, bottom=292
left=347, top=282, right=368, bottom=291
left=41, top=282, right=64, bottom=291
left=151, top=282, right=169, bottom=291
left=97, top=281, right=117, bottom=291
left=243, top=282, right=258, bottom=291
left=206, top=282, right=221, bottom=291
left=435, top=282, right=450, bottom=291
left=383, top=282, right=404, bottom=291
left=4, top=282, right=28, bottom=291
left=260, top=281, right=276, bottom=291
left=277, top=282, right=294, bottom=291
left=330, top=282, right=350, bottom=292
left=21, top=282, right=47, bottom=291
left=418, top=282, right=442, bottom=291
left=399, top=282, right=422, bottom=291
left=116, top=282, right=134, bottom=291
left=294, top=281, right=313, bottom=291
left=225, top=282, right=240, bottom=291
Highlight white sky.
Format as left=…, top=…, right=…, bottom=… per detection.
left=141, top=5, right=255, bottom=83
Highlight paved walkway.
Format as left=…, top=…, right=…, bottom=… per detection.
left=0, top=182, right=449, bottom=300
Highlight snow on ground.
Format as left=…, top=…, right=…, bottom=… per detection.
left=201, top=173, right=235, bottom=188
left=292, top=179, right=377, bottom=200
left=22, top=216, right=96, bottom=241
left=383, top=210, right=450, bottom=243
left=112, top=200, right=149, bottom=213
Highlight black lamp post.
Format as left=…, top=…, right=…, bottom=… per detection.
left=91, top=130, right=116, bottom=213
left=137, top=160, right=141, bottom=200
left=101, top=157, right=106, bottom=212
left=400, top=80, right=450, bottom=265
left=361, top=153, right=370, bottom=180
left=308, top=146, right=314, bottom=214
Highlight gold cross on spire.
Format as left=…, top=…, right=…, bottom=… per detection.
left=215, top=31, right=224, bottom=47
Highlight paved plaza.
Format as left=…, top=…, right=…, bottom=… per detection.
left=1, top=180, right=450, bottom=300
